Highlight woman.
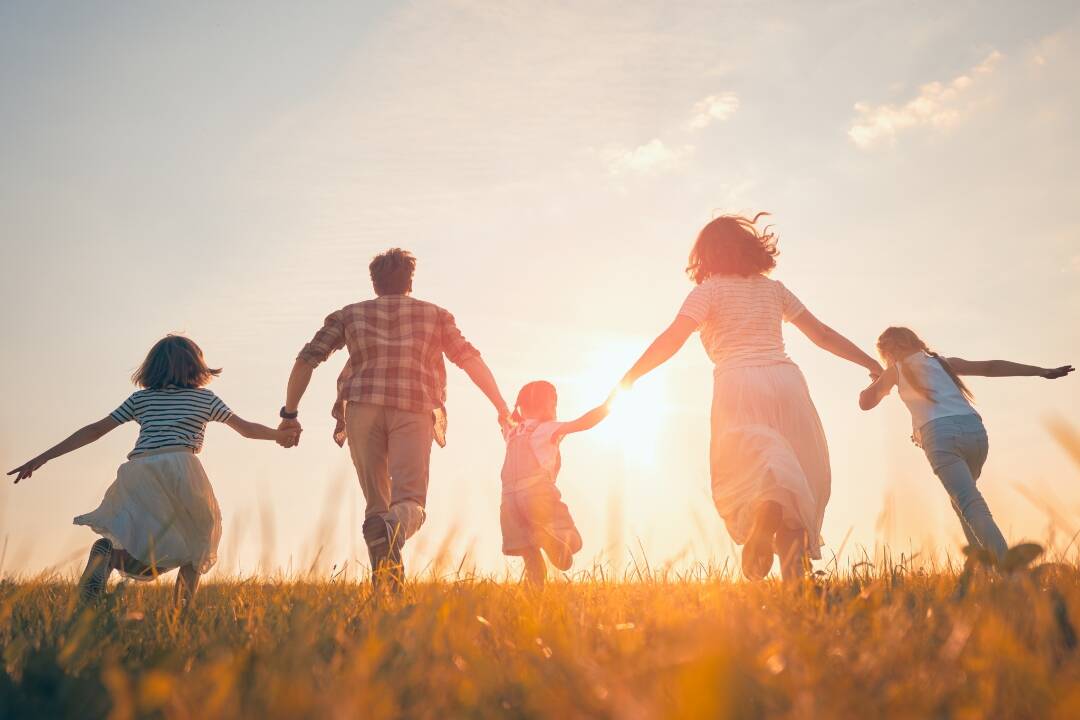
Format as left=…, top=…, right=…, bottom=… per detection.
left=620, top=213, right=881, bottom=580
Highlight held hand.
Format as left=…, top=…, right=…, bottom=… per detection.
left=277, top=418, right=302, bottom=448
left=1041, top=365, right=1075, bottom=380
left=7, top=456, right=46, bottom=484
left=867, top=360, right=884, bottom=382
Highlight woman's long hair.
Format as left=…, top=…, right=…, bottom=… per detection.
left=876, top=327, right=974, bottom=402
left=511, top=381, right=557, bottom=424
left=686, top=212, right=779, bottom=283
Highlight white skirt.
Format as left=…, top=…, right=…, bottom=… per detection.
left=709, top=362, right=831, bottom=559
left=73, top=448, right=222, bottom=577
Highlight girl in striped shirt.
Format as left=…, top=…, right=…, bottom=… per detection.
left=8, top=335, right=297, bottom=606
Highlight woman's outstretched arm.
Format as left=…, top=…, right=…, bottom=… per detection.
left=7, top=416, right=121, bottom=483
left=621, top=315, right=698, bottom=388
left=790, top=310, right=882, bottom=377
left=946, top=358, right=1074, bottom=379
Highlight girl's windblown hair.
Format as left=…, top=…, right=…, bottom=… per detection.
left=511, top=381, right=557, bottom=424
left=133, top=335, right=221, bottom=389
left=876, top=327, right=974, bottom=402
left=687, top=212, right=779, bottom=283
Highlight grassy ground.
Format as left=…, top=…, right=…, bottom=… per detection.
left=3, top=557, right=1080, bottom=719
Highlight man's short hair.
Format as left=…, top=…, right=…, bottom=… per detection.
left=369, top=248, right=416, bottom=296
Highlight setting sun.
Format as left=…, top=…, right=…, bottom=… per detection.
left=564, top=343, right=672, bottom=467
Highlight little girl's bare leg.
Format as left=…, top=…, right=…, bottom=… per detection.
left=522, top=548, right=546, bottom=588
left=174, top=564, right=200, bottom=607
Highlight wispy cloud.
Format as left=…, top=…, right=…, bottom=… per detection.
left=849, top=51, right=1002, bottom=149
left=603, top=139, right=694, bottom=175
left=688, top=92, right=740, bottom=129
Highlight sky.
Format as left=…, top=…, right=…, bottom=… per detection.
left=2, top=0, right=1079, bottom=580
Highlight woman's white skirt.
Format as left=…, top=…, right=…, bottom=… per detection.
left=73, top=448, right=222, bottom=577
left=709, top=362, right=831, bottom=559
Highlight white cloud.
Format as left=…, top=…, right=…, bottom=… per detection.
left=849, top=51, right=1002, bottom=149
left=688, top=92, right=740, bottom=129
left=603, top=139, right=694, bottom=175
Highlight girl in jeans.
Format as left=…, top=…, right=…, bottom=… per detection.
left=859, top=326, right=1073, bottom=562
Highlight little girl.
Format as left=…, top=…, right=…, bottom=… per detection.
left=859, top=326, right=1073, bottom=563
left=501, top=381, right=609, bottom=586
left=7, top=334, right=296, bottom=606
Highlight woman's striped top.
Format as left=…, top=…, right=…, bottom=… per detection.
left=678, top=274, right=807, bottom=372
left=110, top=387, right=232, bottom=457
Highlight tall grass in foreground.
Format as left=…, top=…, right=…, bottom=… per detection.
left=2, top=557, right=1080, bottom=719
left=3, top=419, right=1077, bottom=718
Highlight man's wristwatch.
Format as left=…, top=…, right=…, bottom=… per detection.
left=280, top=406, right=299, bottom=420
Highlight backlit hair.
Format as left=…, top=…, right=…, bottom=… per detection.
left=686, top=212, right=779, bottom=283
left=511, top=381, right=558, bottom=424
left=133, top=335, right=221, bottom=389
left=369, top=248, right=416, bottom=296
left=876, top=326, right=974, bottom=403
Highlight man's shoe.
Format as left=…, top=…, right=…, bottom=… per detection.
left=363, top=516, right=404, bottom=592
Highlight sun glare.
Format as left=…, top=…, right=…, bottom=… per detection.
left=562, top=342, right=670, bottom=466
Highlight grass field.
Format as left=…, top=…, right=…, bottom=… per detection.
left=3, top=554, right=1080, bottom=719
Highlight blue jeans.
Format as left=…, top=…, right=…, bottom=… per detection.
left=917, top=414, right=1007, bottom=561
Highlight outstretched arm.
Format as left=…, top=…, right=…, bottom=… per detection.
left=621, top=315, right=698, bottom=388
left=553, top=402, right=612, bottom=442
left=947, top=358, right=1074, bottom=379
left=790, top=310, right=882, bottom=377
left=461, top=356, right=511, bottom=423
left=7, top=416, right=121, bottom=483
left=226, top=414, right=299, bottom=443
left=859, top=364, right=898, bottom=411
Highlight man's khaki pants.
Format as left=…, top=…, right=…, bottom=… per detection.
left=345, top=402, right=432, bottom=543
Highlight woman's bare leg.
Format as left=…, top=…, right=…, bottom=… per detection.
left=174, top=564, right=200, bottom=608
left=775, top=525, right=808, bottom=582
left=522, top=548, right=546, bottom=588
left=742, top=501, right=783, bottom=580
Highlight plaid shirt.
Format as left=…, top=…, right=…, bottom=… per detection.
left=298, top=295, right=481, bottom=420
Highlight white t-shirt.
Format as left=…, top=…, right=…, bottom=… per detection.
left=500, top=420, right=565, bottom=492
left=678, top=274, right=806, bottom=372
left=896, top=351, right=979, bottom=432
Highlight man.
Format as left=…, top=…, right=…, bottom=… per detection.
left=279, top=248, right=509, bottom=589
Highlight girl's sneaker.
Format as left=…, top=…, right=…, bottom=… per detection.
left=78, top=538, right=114, bottom=602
